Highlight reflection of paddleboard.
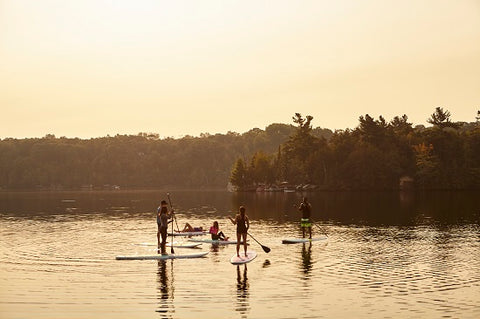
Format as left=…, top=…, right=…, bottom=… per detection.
left=188, top=238, right=247, bottom=245
left=116, top=251, right=208, bottom=260
left=282, top=236, right=328, bottom=244
left=230, top=250, right=257, bottom=265
left=137, top=242, right=202, bottom=248
left=168, top=231, right=207, bottom=237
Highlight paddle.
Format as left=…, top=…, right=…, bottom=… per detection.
left=166, top=193, right=175, bottom=254
left=247, top=232, right=271, bottom=253
left=310, top=219, right=328, bottom=237
left=167, top=193, right=180, bottom=232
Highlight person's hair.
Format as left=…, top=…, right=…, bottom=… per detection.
left=161, top=200, right=167, bottom=205
left=239, top=206, right=246, bottom=215
left=160, top=206, right=168, bottom=214
left=213, top=221, right=219, bottom=228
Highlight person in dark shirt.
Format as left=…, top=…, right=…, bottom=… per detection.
left=298, top=197, right=312, bottom=239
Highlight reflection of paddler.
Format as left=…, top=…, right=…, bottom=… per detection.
left=301, top=242, right=313, bottom=274
left=157, top=260, right=169, bottom=299
left=236, top=265, right=248, bottom=291
left=298, top=197, right=312, bottom=239
left=235, top=265, right=249, bottom=316
left=156, top=260, right=175, bottom=315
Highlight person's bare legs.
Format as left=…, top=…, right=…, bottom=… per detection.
left=242, top=233, right=247, bottom=256
left=183, top=223, right=193, bottom=232
left=236, top=232, right=241, bottom=257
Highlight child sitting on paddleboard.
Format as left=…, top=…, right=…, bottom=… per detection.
left=209, top=221, right=228, bottom=241
left=229, top=206, right=249, bottom=257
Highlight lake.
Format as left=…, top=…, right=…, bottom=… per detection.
left=1, top=190, right=479, bottom=318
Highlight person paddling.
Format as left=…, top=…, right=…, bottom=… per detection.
left=157, top=200, right=173, bottom=255
left=229, top=206, right=249, bottom=257
left=298, top=197, right=312, bottom=239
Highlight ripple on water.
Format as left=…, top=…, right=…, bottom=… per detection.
left=1, top=216, right=480, bottom=319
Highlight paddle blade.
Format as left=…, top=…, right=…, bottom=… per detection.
left=262, top=245, right=271, bottom=253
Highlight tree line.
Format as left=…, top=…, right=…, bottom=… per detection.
left=0, top=124, right=323, bottom=190
left=0, top=108, right=478, bottom=191
left=230, top=108, right=480, bottom=190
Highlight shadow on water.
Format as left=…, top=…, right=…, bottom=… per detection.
left=156, top=260, right=174, bottom=318
left=235, top=264, right=250, bottom=318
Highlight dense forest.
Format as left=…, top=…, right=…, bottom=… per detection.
left=1, top=108, right=479, bottom=191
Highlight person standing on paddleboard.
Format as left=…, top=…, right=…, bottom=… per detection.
left=229, top=206, right=249, bottom=257
left=298, top=197, right=312, bottom=239
left=157, top=200, right=173, bottom=255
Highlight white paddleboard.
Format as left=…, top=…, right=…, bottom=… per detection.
left=282, top=236, right=328, bottom=244
left=188, top=238, right=247, bottom=245
left=230, top=250, right=257, bottom=265
left=168, top=231, right=207, bottom=237
left=116, top=251, right=209, bottom=260
left=137, top=242, right=202, bottom=248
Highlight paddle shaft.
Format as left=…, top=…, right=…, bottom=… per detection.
left=167, top=193, right=175, bottom=254
left=167, top=193, right=180, bottom=232
left=310, top=219, right=328, bottom=236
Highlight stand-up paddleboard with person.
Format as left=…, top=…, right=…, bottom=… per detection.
left=230, top=250, right=257, bottom=265
left=229, top=206, right=250, bottom=258
left=298, top=197, right=312, bottom=239
left=157, top=200, right=173, bottom=255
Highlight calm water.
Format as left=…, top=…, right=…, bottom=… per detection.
left=1, top=190, right=479, bottom=319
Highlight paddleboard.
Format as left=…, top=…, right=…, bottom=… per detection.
left=168, top=231, right=207, bottom=237
left=137, top=242, right=202, bottom=248
left=188, top=238, right=247, bottom=245
left=230, top=250, right=257, bottom=265
left=282, top=236, right=328, bottom=244
left=116, top=251, right=209, bottom=260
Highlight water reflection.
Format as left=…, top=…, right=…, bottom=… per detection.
left=156, top=260, right=174, bottom=318
left=235, top=265, right=250, bottom=318
left=2, top=190, right=479, bottom=227
left=301, top=242, right=313, bottom=277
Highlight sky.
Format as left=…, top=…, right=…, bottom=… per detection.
left=1, top=0, right=479, bottom=139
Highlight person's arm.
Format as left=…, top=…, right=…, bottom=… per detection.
left=246, top=216, right=250, bottom=231
left=229, top=216, right=236, bottom=225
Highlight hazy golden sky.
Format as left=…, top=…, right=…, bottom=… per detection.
left=1, top=0, right=479, bottom=139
